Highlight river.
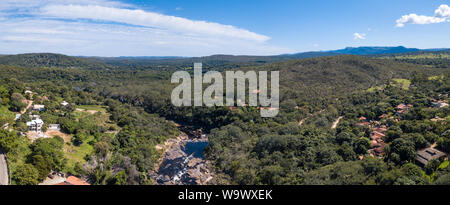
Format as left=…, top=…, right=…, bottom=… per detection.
left=152, top=126, right=214, bottom=185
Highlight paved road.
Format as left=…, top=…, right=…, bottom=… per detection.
left=0, top=148, right=8, bottom=185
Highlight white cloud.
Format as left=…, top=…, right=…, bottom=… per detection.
left=0, top=18, right=289, bottom=56
left=39, top=4, right=269, bottom=42
left=2, top=36, right=87, bottom=44
left=0, top=0, right=287, bottom=56
left=396, top=4, right=449, bottom=27
left=10, top=28, right=74, bottom=35
left=396, top=14, right=445, bottom=27
left=435, top=4, right=450, bottom=18
left=353, top=33, right=366, bottom=40
left=0, top=0, right=131, bottom=10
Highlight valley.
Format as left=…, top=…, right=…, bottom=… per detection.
left=0, top=49, right=449, bottom=185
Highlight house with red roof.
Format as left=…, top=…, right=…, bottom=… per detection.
left=378, top=114, right=387, bottom=119
left=371, top=131, right=385, bottom=141
left=54, top=176, right=90, bottom=185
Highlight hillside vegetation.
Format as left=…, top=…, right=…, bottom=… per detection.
left=0, top=53, right=108, bottom=69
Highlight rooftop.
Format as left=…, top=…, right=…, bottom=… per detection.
left=416, top=148, right=447, bottom=166
left=371, top=131, right=385, bottom=140
left=54, top=176, right=90, bottom=185
left=26, top=119, right=43, bottom=126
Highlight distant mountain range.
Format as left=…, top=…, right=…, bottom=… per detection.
left=284, top=46, right=448, bottom=58
left=98, top=46, right=449, bottom=68
left=112, top=46, right=448, bottom=59
left=101, top=46, right=449, bottom=64
left=330, top=46, right=420, bottom=55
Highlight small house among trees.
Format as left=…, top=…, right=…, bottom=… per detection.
left=48, top=124, right=61, bottom=131
left=416, top=148, right=447, bottom=167
left=32, top=104, right=45, bottom=112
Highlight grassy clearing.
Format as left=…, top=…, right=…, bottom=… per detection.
left=73, top=106, right=118, bottom=130
left=379, top=53, right=450, bottom=60
left=438, top=160, right=449, bottom=170
left=428, top=75, right=444, bottom=81
left=392, top=78, right=411, bottom=90
left=63, top=105, right=119, bottom=173
left=63, top=135, right=94, bottom=173
left=75, top=105, right=107, bottom=112
left=72, top=110, right=91, bottom=120
left=62, top=105, right=116, bottom=173
left=367, top=85, right=385, bottom=93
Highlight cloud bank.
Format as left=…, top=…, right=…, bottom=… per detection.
left=40, top=4, right=270, bottom=42
left=0, top=0, right=290, bottom=56
left=396, top=4, right=450, bottom=27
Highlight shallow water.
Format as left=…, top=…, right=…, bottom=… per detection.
left=183, top=141, right=209, bottom=158
left=154, top=137, right=210, bottom=185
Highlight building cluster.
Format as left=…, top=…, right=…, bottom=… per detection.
left=22, top=99, right=67, bottom=133
left=355, top=101, right=449, bottom=163
left=356, top=116, right=370, bottom=127
left=356, top=116, right=389, bottom=157
left=21, top=99, right=64, bottom=138
left=369, top=129, right=387, bottom=157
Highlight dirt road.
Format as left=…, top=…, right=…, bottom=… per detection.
left=331, top=116, right=343, bottom=129
left=21, top=100, right=33, bottom=114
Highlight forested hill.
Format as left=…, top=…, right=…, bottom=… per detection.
left=0, top=47, right=447, bottom=71
left=0, top=54, right=436, bottom=131
left=373, top=50, right=450, bottom=68
left=67, top=55, right=441, bottom=131
left=0, top=53, right=109, bottom=69
left=92, top=46, right=432, bottom=69
left=279, top=55, right=428, bottom=88
left=235, top=55, right=439, bottom=109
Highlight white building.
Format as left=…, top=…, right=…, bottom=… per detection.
left=32, top=104, right=45, bottom=111
left=29, top=114, right=40, bottom=119
left=432, top=101, right=449, bottom=109
left=26, top=119, right=44, bottom=132
left=61, top=101, right=69, bottom=106
left=48, top=124, right=61, bottom=131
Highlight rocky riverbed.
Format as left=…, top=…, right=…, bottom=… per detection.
left=151, top=132, right=214, bottom=185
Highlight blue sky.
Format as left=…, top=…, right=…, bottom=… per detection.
left=0, top=0, right=449, bottom=56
